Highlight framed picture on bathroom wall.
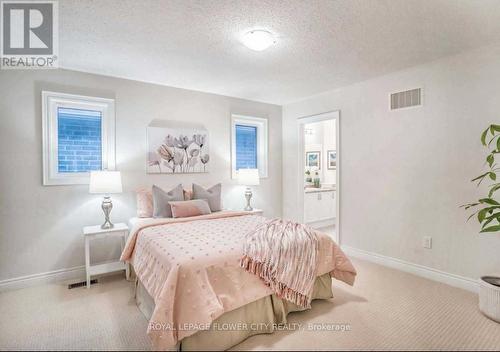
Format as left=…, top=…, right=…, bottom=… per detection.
left=306, top=151, right=321, bottom=170
left=327, top=150, right=337, bottom=170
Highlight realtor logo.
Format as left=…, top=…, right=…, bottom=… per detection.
left=1, top=0, right=58, bottom=69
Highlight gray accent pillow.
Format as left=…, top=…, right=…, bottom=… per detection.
left=152, top=184, right=184, bottom=218
left=192, top=183, right=222, bottom=212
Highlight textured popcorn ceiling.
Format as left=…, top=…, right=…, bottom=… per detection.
left=59, top=0, right=500, bottom=104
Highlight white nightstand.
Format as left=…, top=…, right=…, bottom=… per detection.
left=83, top=223, right=130, bottom=288
left=244, top=209, right=263, bottom=216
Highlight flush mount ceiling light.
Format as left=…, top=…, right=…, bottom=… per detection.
left=241, top=30, right=276, bottom=51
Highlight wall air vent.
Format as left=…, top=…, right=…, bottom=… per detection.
left=390, top=88, right=422, bottom=110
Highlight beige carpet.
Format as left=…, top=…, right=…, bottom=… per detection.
left=1, top=258, right=499, bottom=351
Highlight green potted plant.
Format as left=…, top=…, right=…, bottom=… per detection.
left=463, top=124, right=500, bottom=323
left=305, top=169, right=312, bottom=183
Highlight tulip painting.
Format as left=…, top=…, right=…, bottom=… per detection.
left=147, top=126, right=209, bottom=173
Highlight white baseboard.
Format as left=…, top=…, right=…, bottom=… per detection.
left=0, top=247, right=480, bottom=294
left=342, top=245, right=479, bottom=293
left=0, top=266, right=86, bottom=292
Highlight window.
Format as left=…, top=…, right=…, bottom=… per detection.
left=57, top=108, right=103, bottom=173
left=231, top=114, right=268, bottom=178
left=235, top=124, right=257, bottom=169
left=42, top=91, right=115, bottom=185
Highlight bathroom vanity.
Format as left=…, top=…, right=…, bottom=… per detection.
left=304, top=186, right=336, bottom=226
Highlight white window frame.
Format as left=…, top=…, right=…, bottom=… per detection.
left=42, top=91, right=116, bottom=185
left=231, top=114, right=268, bottom=179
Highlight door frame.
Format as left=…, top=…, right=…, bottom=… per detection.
left=297, top=110, right=341, bottom=244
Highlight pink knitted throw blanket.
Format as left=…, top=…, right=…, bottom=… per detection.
left=240, top=218, right=320, bottom=308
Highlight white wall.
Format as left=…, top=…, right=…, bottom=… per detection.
left=0, top=69, right=282, bottom=281
left=283, top=44, right=500, bottom=280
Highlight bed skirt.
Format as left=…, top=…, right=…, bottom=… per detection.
left=135, top=273, right=334, bottom=351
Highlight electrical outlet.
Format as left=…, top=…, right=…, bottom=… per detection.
left=423, top=236, right=432, bottom=249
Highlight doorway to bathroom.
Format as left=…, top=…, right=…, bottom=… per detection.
left=298, top=111, right=340, bottom=243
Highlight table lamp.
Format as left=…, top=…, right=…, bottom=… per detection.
left=237, top=168, right=260, bottom=211
left=89, top=171, right=122, bottom=229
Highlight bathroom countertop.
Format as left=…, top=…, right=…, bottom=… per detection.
left=304, top=186, right=336, bottom=193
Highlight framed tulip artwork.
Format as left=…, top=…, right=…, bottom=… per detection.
left=147, top=124, right=209, bottom=174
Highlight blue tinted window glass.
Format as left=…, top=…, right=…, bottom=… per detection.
left=57, top=107, right=102, bottom=173
left=235, top=124, right=257, bottom=170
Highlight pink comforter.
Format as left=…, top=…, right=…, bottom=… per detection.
left=121, top=211, right=356, bottom=350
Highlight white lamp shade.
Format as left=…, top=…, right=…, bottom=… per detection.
left=89, top=171, right=122, bottom=194
left=237, top=169, right=260, bottom=186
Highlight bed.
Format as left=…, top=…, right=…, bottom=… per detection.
left=121, top=211, right=356, bottom=351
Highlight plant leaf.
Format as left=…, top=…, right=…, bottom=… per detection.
left=472, top=172, right=490, bottom=182
left=488, top=184, right=500, bottom=198
left=461, top=202, right=480, bottom=210
left=478, top=208, right=489, bottom=222
left=481, top=128, right=489, bottom=146
left=467, top=211, right=479, bottom=222
left=481, top=215, right=497, bottom=229
left=479, top=198, right=500, bottom=205
left=482, top=211, right=500, bottom=222
left=487, top=154, right=495, bottom=167
left=480, top=225, right=500, bottom=233
left=477, top=206, right=500, bottom=222
left=477, top=205, right=500, bottom=220
left=487, top=135, right=499, bottom=147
